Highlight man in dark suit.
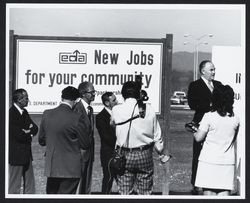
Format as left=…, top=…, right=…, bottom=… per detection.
left=38, top=86, right=91, bottom=194
left=9, top=88, right=38, bottom=194
left=96, top=92, right=118, bottom=194
left=187, top=60, right=222, bottom=194
left=74, top=81, right=96, bottom=194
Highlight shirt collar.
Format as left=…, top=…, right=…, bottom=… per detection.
left=201, top=76, right=213, bottom=86
left=105, top=106, right=112, bottom=115
left=14, top=103, right=23, bottom=115
left=80, top=98, right=90, bottom=112
left=60, top=101, right=72, bottom=109
left=125, top=98, right=137, bottom=104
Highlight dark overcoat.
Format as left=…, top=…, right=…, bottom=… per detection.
left=73, top=101, right=94, bottom=162
left=188, top=78, right=222, bottom=123
left=96, top=108, right=116, bottom=166
left=9, top=105, right=38, bottom=165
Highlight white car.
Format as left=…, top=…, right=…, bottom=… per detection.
left=171, top=91, right=187, bottom=105
left=170, top=95, right=181, bottom=104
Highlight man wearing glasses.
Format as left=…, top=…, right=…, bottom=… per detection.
left=74, top=81, right=96, bottom=194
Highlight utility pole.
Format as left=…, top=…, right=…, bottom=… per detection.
left=184, top=34, right=213, bottom=81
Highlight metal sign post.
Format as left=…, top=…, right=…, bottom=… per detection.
left=161, top=34, right=173, bottom=195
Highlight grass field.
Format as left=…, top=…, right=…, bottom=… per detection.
left=30, top=109, right=195, bottom=195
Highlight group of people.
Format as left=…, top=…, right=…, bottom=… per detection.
left=9, top=79, right=169, bottom=195
left=188, top=60, right=240, bottom=196
left=8, top=59, right=240, bottom=196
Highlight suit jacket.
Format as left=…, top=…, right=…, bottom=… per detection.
left=188, top=78, right=222, bottom=123
left=73, top=101, right=94, bottom=162
left=9, top=105, right=38, bottom=165
left=96, top=108, right=116, bottom=166
left=38, top=104, right=91, bottom=178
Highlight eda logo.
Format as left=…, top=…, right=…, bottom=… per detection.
left=59, top=50, right=87, bottom=64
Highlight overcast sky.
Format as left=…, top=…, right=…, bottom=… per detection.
left=7, top=4, right=244, bottom=53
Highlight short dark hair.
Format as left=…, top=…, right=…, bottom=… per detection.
left=101, top=92, right=113, bottom=106
left=61, top=86, right=80, bottom=101
left=199, top=60, right=212, bottom=73
left=13, top=88, right=27, bottom=103
left=121, top=81, right=140, bottom=100
left=211, top=85, right=235, bottom=117
left=78, top=81, right=92, bottom=96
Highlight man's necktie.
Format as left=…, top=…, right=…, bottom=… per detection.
left=87, top=106, right=94, bottom=133
left=87, top=106, right=93, bottom=121
left=207, top=81, right=214, bottom=92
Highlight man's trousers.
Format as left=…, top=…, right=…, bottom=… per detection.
left=46, top=177, right=80, bottom=194
left=9, top=162, right=35, bottom=194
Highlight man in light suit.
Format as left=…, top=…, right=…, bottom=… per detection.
left=96, top=92, right=118, bottom=194
left=187, top=60, right=222, bottom=194
left=38, top=86, right=91, bottom=194
left=74, top=81, right=96, bottom=194
left=9, top=89, right=38, bottom=194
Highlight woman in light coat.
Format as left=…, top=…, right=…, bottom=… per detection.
left=194, top=85, right=240, bottom=196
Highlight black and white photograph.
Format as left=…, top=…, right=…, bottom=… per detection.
left=4, top=2, right=247, bottom=200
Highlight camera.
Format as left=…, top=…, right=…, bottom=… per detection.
left=135, top=75, right=149, bottom=118
left=185, top=121, right=199, bottom=133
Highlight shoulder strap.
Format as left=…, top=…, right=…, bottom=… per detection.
left=123, top=103, right=138, bottom=148
left=115, top=115, right=139, bottom=126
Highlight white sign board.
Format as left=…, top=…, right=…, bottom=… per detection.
left=212, top=46, right=245, bottom=195
left=16, top=39, right=164, bottom=114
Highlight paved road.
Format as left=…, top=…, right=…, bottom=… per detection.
left=171, top=104, right=190, bottom=110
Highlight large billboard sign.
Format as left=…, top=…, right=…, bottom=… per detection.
left=15, top=38, right=165, bottom=114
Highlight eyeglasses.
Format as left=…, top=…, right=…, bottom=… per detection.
left=20, top=97, right=29, bottom=101
left=84, top=90, right=96, bottom=95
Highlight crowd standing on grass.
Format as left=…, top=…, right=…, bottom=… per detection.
left=187, top=60, right=240, bottom=196
left=9, top=70, right=240, bottom=195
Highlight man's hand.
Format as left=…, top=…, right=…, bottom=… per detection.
left=159, top=154, right=172, bottom=164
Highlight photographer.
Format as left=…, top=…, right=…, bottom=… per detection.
left=110, top=80, right=166, bottom=195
